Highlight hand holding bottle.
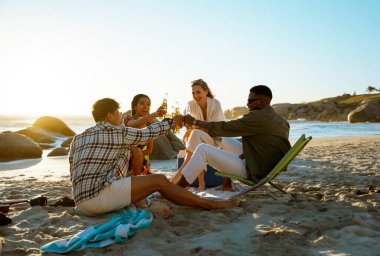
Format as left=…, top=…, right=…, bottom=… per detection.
left=160, top=93, right=168, bottom=118
left=155, top=105, right=167, bottom=118
left=172, top=115, right=183, bottom=132
left=183, top=114, right=196, bottom=128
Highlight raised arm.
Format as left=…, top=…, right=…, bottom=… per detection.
left=183, top=113, right=264, bottom=137
left=124, top=106, right=166, bottom=128
left=123, top=115, right=183, bottom=146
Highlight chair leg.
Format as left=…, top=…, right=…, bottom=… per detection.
left=231, top=185, right=279, bottom=200
left=268, top=181, right=287, bottom=194
left=259, top=187, right=278, bottom=200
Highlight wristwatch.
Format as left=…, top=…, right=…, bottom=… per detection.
left=162, top=118, right=174, bottom=127
left=192, top=119, right=198, bottom=126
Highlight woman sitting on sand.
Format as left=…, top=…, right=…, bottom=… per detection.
left=171, top=79, right=242, bottom=191
left=124, top=94, right=165, bottom=176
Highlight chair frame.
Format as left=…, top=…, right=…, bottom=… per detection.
left=215, top=134, right=312, bottom=199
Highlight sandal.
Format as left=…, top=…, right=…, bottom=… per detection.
left=51, top=196, right=75, bottom=207
left=0, top=213, right=12, bottom=226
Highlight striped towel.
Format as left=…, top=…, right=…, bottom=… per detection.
left=40, top=205, right=152, bottom=253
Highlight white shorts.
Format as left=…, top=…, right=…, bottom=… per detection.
left=77, top=177, right=132, bottom=216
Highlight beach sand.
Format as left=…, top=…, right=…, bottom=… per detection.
left=0, top=136, right=379, bottom=256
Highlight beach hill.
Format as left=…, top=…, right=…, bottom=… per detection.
left=224, top=93, right=380, bottom=123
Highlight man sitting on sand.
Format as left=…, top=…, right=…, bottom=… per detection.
left=174, top=85, right=291, bottom=191
left=69, top=98, right=238, bottom=216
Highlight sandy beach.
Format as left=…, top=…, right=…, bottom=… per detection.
left=1, top=136, right=379, bottom=256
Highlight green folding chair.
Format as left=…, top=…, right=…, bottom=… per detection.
left=215, top=134, right=312, bottom=199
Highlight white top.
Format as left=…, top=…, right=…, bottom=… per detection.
left=187, top=97, right=225, bottom=122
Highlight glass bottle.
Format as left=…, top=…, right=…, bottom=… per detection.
left=172, top=102, right=182, bottom=133
left=160, top=93, right=168, bottom=118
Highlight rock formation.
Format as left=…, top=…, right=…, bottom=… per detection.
left=150, top=131, right=186, bottom=160
left=0, top=132, right=42, bottom=161
left=16, top=127, right=56, bottom=143
left=348, top=99, right=380, bottom=123
left=224, top=94, right=380, bottom=123
left=48, top=147, right=69, bottom=157
left=61, top=137, right=73, bottom=147
left=33, top=116, right=76, bottom=136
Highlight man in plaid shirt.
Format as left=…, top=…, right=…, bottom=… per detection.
left=69, top=98, right=238, bottom=216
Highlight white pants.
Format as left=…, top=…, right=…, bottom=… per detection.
left=187, top=129, right=243, bottom=156
left=186, top=129, right=219, bottom=153
left=182, top=143, right=247, bottom=184
left=220, top=137, right=243, bottom=157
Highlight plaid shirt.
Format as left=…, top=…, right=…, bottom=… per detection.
left=69, top=120, right=171, bottom=204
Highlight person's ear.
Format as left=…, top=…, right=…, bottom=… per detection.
left=261, top=97, right=271, bottom=106
left=105, top=112, right=113, bottom=122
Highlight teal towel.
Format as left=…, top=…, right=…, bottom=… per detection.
left=40, top=206, right=152, bottom=253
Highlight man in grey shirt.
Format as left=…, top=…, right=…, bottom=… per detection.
left=175, top=85, right=291, bottom=191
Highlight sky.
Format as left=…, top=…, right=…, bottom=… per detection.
left=0, top=0, right=379, bottom=116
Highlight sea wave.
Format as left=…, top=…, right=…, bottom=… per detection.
left=0, top=115, right=379, bottom=140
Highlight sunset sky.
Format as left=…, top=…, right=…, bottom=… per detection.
left=1, top=0, right=379, bottom=116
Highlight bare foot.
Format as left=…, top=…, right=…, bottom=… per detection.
left=208, top=197, right=240, bottom=209
left=218, top=184, right=235, bottom=192
left=196, top=185, right=206, bottom=192
left=135, top=198, right=149, bottom=208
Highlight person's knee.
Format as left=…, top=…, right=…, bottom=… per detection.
left=187, top=130, right=203, bottom=146
left=196, top=143, right=211, bottom=153
left=132, top=147, right=143, bottom=163
left=132, top=147, right=143, bottom=158
left=152, top=174, right=169, bottom=188
left=189, top=129, right=203, bottom=138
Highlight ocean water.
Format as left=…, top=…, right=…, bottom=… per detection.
left=0, top=115, right=379, bottom=140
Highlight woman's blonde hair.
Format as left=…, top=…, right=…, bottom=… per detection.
left=191, top=79, right=214, bottom=98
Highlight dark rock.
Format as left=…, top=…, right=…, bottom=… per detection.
left=16, top=127, right=56, bottom=143
left=61, top=137, right=73, bottom=147
left=47, top=147, right=69, bottom=157
left=0, top=132, right=42, bottom=161
left=150, top=135, right=177, bottom=160
left=150, top=130, right=185, bottom=160
left=38, top=137, right=56, bottom=143
left=150, top=131, right=182, bottom=160
left=33, top=116, right=76, bottom=136
left=39, top=144, right=55, bottom=149
left=166, top=131, right=186, bottom=151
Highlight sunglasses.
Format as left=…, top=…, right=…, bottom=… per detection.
left=247, top=98, right=260, bottom=104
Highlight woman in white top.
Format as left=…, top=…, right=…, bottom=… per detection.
left=172, top=79, right=242, bottom=191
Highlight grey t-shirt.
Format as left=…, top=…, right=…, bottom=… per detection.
left=205, top=106, right=291, bottom=181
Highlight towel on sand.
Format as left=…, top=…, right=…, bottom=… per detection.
left=40, top=205, right=152, bottom=253
left=189, top=183, right=251, bottom=200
